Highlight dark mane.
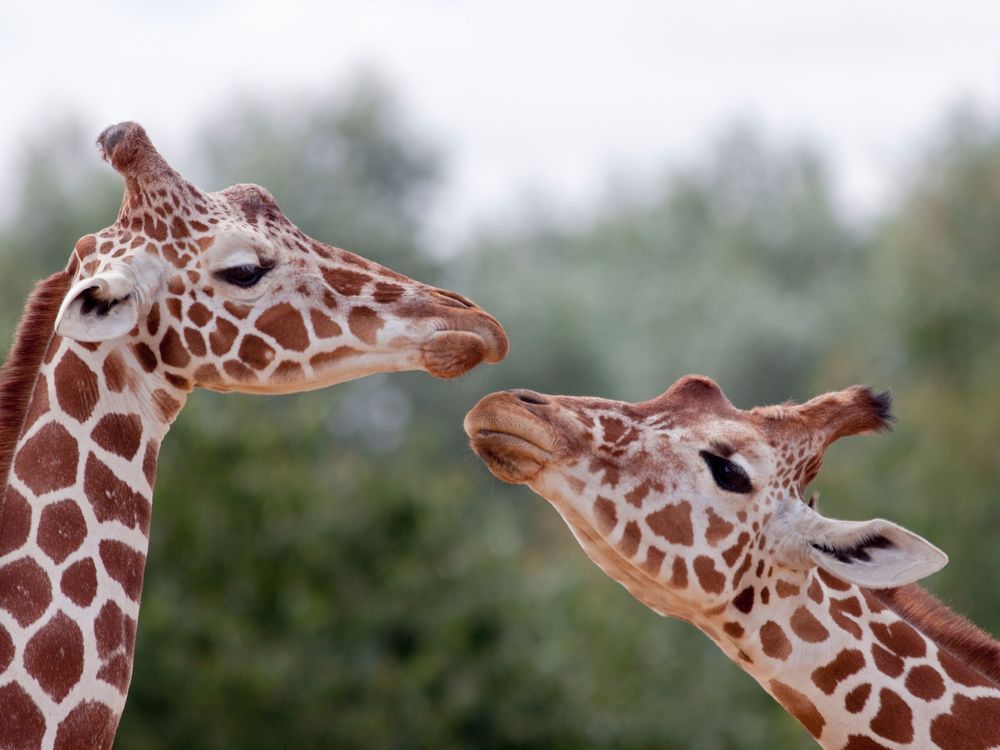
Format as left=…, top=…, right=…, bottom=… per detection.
left=871, top=583, right=1000, bottom=686
left=0, top=259, right=76, bottom=494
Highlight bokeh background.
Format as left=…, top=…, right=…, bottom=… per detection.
left=3, top=3, right=1000, bottom=748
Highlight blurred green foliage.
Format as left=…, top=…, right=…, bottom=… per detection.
left=1, top=86, right=998, bottom=749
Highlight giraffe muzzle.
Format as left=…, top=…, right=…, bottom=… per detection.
left=464, top=391, right=560, bottom=483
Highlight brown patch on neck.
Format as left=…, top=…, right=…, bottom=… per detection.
left=0, top=259, right=77, bottom=495
left=871, top=583, right=1000, bottom=687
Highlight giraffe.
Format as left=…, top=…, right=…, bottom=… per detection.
left=465, top=376, right=1000, bottom=749
left=0, top=121, right=508, bottom=750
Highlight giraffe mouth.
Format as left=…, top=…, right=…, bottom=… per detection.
left=464, top=401, right=557, bottom=483
left=419, top=311, right=508, bottom=378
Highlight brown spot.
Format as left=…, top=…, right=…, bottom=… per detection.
left=54, top=701, right=115, bottom=750
left=693, top=555, right=725, bottom=594
left=323, top=267, right=370, bottom=295
left=930, top=695, right=1000, bottom=749
left=183, top=327, right=207, bottom=357
left=166, top=276, right=185, bottom=296
left=731, top=552, right=753, bottom=589
left=309, top=309, right=342, bottom=338
left=142, top=441, right=158, bottom=486
left=0, top=624, right=11, bottom=672
left=131, top=341, right=158, bottom=372
left=23, top=611, right=84, bottom=701
left=170, top=215, right=189, bottom=239
left=0, top=557, right=52, bottom=626
left=91, top=412, right=143, bottom=460
left=94, top=600, right=136, bottom=692
left=861, top=588, right=887, bottom=613
left=75, top=235, right=97, bottom=258
left=61, top=558, right=98, bottom=607
left=905, top=664, right=945, bottom=701
left=705, top=508, right=734, bottom=546
left=811, top=648, right=864, bottom=694
left=209, top=317, right=239, bottom=355
left=732, top=586, right=755, bottom=614
left=842, top=736, right=891, bottom=750
left=670, top=556, right=688, bottom=589
left=587, top=457, right=620, bottom=488
left=237, top=334, right=275, bottom=370
left=593, top=496, right=617, bottom=533
left=646, top=501, right=693, bottom=545
left=790, top=606, right=829, bottom=643
left=722, top=532, right=750, bottom=567
left=373, top=282, right=405, bottom=303
left=599, top=416, right=626, bottom=443
left=347, top=306, right=384, bottom=346
left=723, top=621, right=745, bottom=639
left=642, top=546, right=666, bottom=575
left=872, top=644, right=904, bottom=677
left=152, top=389, right=182, bottom=422
left=14, top=422, right=79, bottom=495
left=223, top=301, right=252, bottom=320
left=624, top=480, right=658, bottom=508
left=255, top=303, right=310, bottom=352
left=273, top=361, right=304, bottom=381
left=99, top=539, right=146, bottom=601
left=144, top=214, right=168, bottom=241
left=0, top=683, right=45, bottom=750
left=37, top=500, right=87, bottom=564
left=223, top=360, right=257, bottom=382
left=101, top=351, right=125, bottom=393
left=22, top=374, right=49, bottom=432
left=146, top=302, right=161, bottom=336
left=607, top=519, right=639, bottom=559
left=768, top=680, right=824, bottom=739
left=869, top=688, right=913, bottom=743
left=84, top=454, right=151, bottom=534
left=775, top=579, right=800, bottom=598
left=845, top=683, right=872, bottom=713
left=870, top=620, right=926, bottom=659
left=0, top=487, right=31, bottom=556
left=807, top=575, right=824, bottom=603
left=760, top=621, right=792, bottom=660
left=53, top=349, right=100, bottom=422
left=817, top=568, right=851, bottom=591
left=829, top=596, right=863, bottom=639
left=158, top=327, right=190, bottom=368
left=188, top=301, right=212, bottom=327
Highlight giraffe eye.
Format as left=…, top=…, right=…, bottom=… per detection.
left=216, top=264, right=270, bottom=288
left=699, top=451, right=753, bottom=494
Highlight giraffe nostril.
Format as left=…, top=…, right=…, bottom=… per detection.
left=429, top=288, right=478, bottom=310
left=510, top=389, right=549, bottom=406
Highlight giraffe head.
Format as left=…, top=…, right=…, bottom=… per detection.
left=53, top=122, right=508, bottom=396
left=464, top=376, right=946, bottom=619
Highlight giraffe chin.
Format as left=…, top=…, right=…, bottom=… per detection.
left=420, top=330, right=490, bottom=379
left=467, top=431, right=551, bottom=484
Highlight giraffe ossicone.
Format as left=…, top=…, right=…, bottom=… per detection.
left=465, top=376, right=1000, bottom=749
left=0, top=121, right=508, bottom=750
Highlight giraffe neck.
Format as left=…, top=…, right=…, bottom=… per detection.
left=697, top=567, right=1000, bottom=749
left=1, top=325, right=186, bottom=748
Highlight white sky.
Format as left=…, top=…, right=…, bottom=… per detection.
left=3, top=0, right=1000, bottom=246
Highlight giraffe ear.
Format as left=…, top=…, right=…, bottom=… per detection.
left=771, top=499, right=947, bottom=588
left=55, top=271, right=141, bottom=342
left=797, top=386, right=893, bottom=447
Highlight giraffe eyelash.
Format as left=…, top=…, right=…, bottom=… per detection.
left=215, top=263, right=272, bottom=289
left=699, top=450, right=753, bottom=494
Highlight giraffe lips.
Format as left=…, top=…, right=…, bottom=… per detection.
left=464, top=403, right=556, bottom=483
left=420, top=318, right=507, bottom=378
left=469, top=430, right=552, bottom=483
